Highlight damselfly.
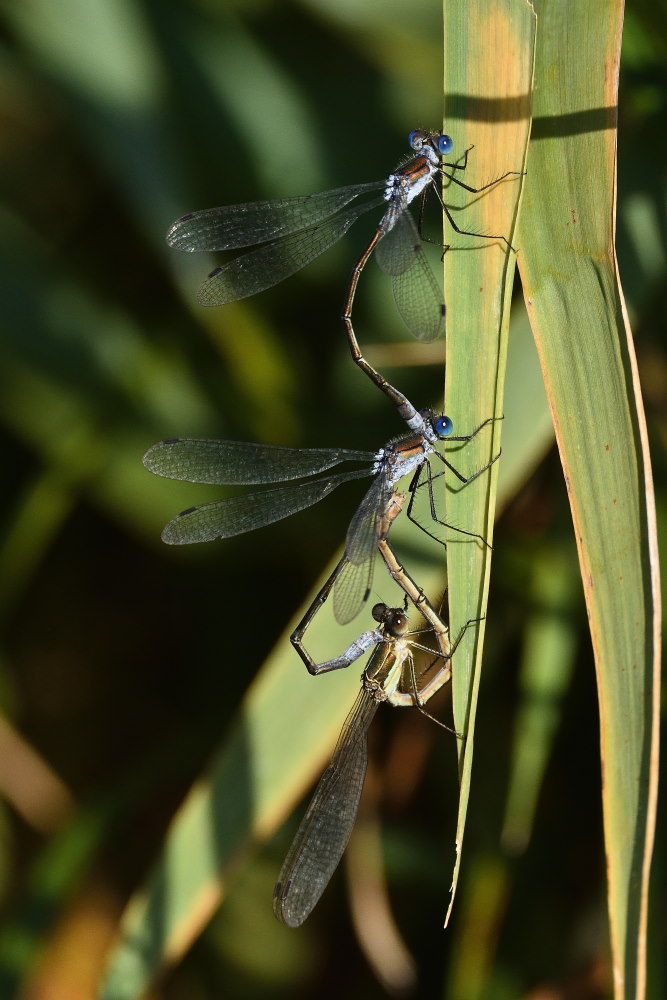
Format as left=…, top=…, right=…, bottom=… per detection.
left=143, top=410, right=496, bottom=625
left=274, top=586, right=475, bottom=927
left=167, top=131, right=520, bottom=434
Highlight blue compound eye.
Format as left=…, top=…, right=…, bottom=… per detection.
left=438, top=134, right=453, bottom=155
left=435, top=414, right=453, bottom=438
left=408, top=129, right=425, bottom=150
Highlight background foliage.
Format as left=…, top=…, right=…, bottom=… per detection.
left=0, top=1, right=663, bottom=997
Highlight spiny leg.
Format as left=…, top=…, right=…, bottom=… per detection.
left=434, top=183, right=517, bottom=250
left=406, top=460, right=493, bottom=549
left=438, top=151, right=524, bottom=250
left=431, top=445, right=501, bottom=487
left=405, top=616, right=484, bottom=735
left=440, top=162, right=525, bottom=196
left=428, top=415, right=503, bottom=487
left=445, top=415, right=501, bottom=443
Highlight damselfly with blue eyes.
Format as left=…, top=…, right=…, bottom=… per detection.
left=167, top=130, right=521, bottom=435
left=143, top=410, right=497, bottom=626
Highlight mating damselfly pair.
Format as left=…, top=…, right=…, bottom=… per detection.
left=146, top=129, right=518, bottom=924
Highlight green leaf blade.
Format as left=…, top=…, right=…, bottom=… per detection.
left=442, top=0, right=537, bottom=923
left=517, top=3, right=660, bottom=997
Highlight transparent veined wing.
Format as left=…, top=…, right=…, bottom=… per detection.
left=167, top=181, right=383, bottom=251
left=160, top=468, right=372, bottom=544
left=197, top=195, right=385, bottom=306
left=143, top=438, right=376, bottom=486
left=375, top=211, right=445, bottom=342
left=273, top=687, right=378, bottom=927
left=332, top=555, right=376, bottom=627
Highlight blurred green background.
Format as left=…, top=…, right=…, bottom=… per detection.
left=0, top=1, right=663, bottom=997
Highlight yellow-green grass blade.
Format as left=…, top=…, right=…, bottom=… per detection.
left=517, top=3, right=660, bottom=996
left=442, top=0, right=536, bottom=923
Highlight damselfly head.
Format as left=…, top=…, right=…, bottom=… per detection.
left=408, top=130, right=453, bottom=157
left=419, top=408, right=454, bottom=440
left=372, top=603, right=410, bottom=638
